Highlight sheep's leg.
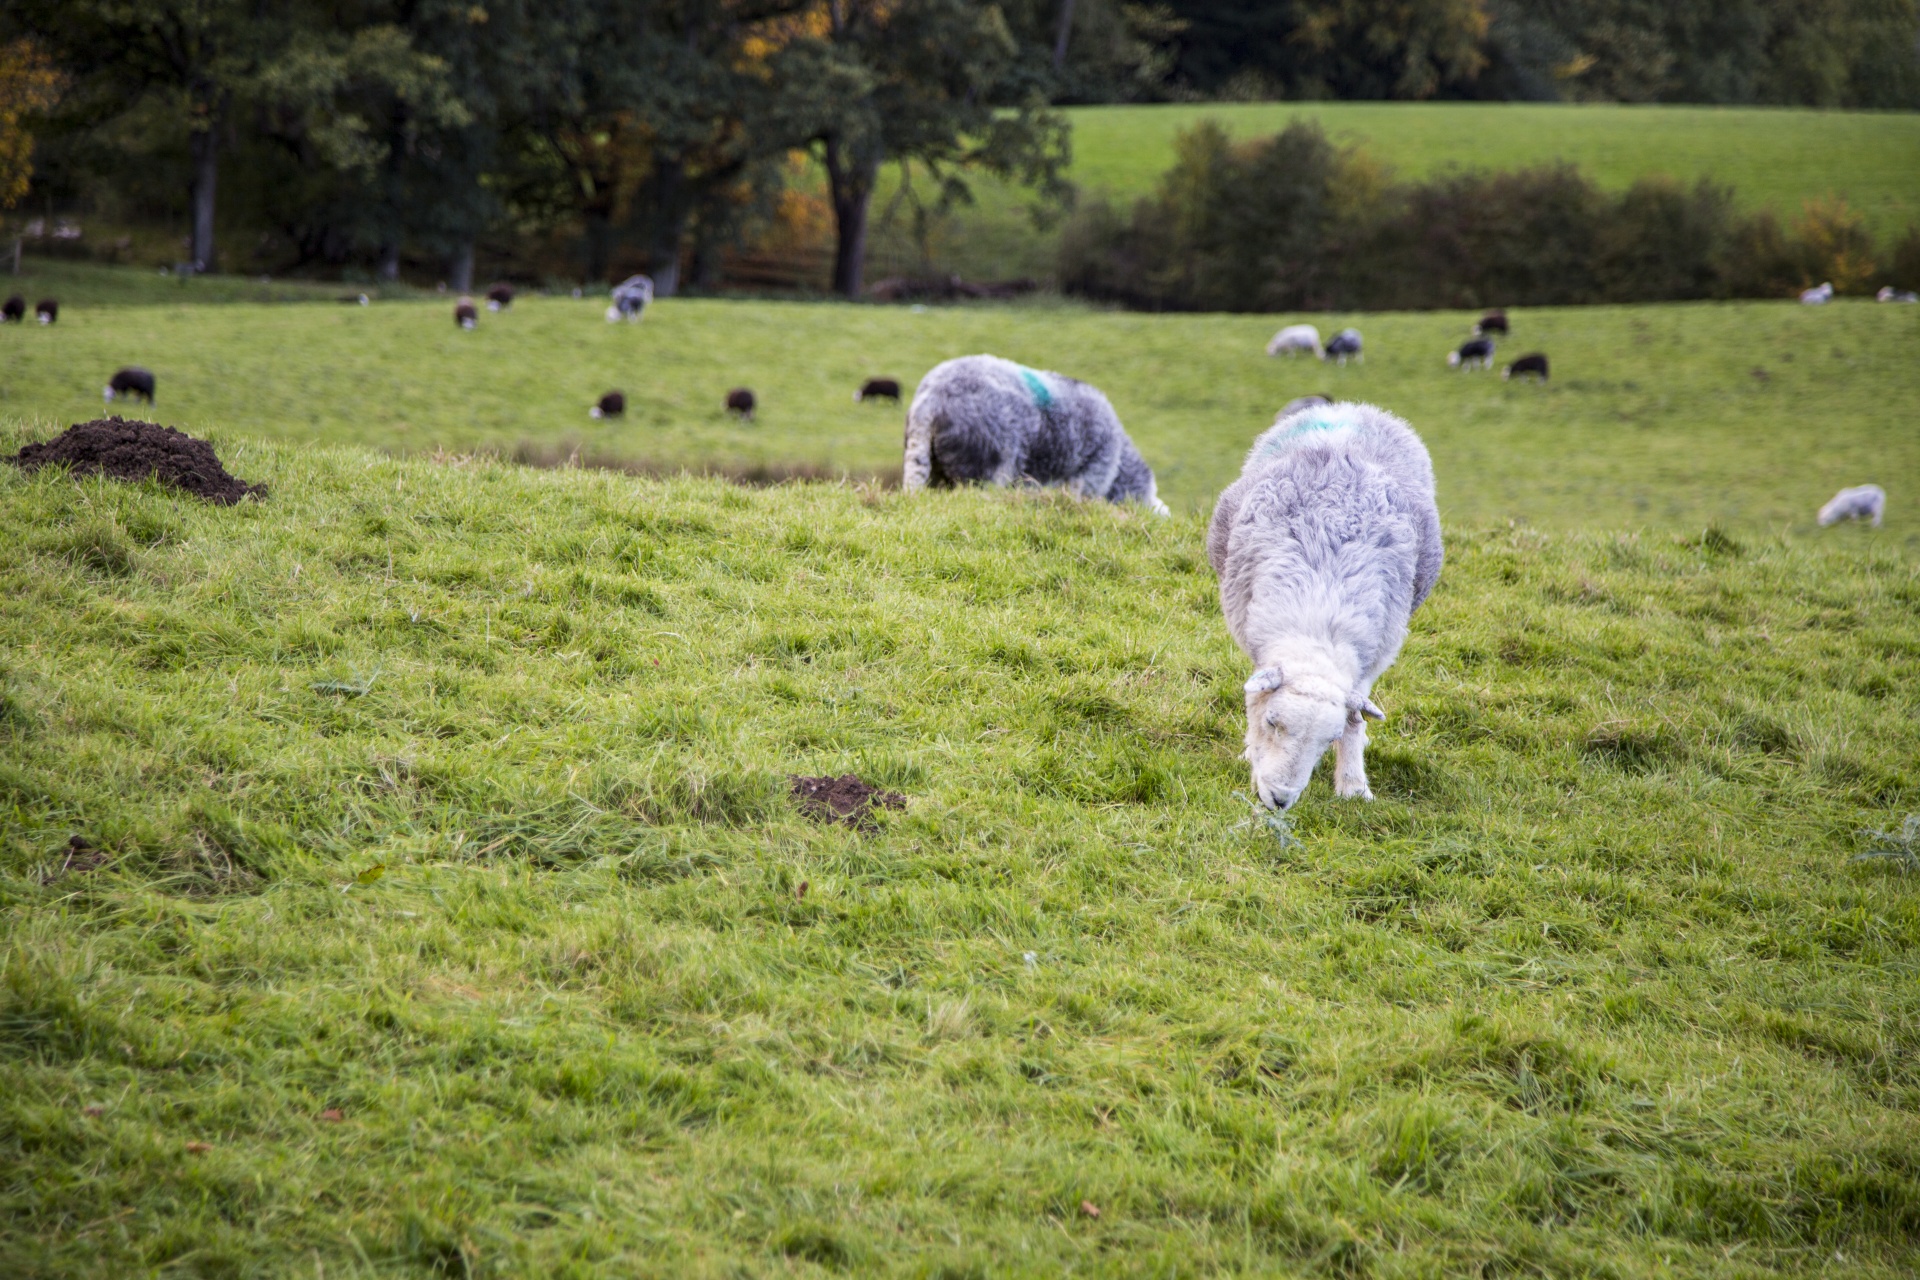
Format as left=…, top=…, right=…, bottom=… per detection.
left=1334, top=710, right=1374, bottom=800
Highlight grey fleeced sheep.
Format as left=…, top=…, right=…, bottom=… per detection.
left=903, top=354, right=1167, bottom=513
left=1818, top=484, right=1885, bottom=527
left=1207, top=401, right=1443, bottom=811
left=1266, top=324, right=1323, bottom=358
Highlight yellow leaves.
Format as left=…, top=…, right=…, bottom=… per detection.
left=1793, top=196, right=1877, bottom=294
left=0, top=38, right=63, bottom=210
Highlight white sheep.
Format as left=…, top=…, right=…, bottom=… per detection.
left=1207, top=401, right=1442, bottom=811
left=1266, top=324, right=1324, bottom=358
left=1818, top=484, right=1885, bottom=527
left=1800, top=282, right=1834, bottom=305
left=605, top=274, right=654, bottom=323
left=903, top=354, right=1167, bottom=513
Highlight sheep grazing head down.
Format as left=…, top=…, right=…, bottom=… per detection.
left=1243, top=668, right=1343, bottom=810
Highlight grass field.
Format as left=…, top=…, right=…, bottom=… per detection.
left=861, top=103, right=1920, bottom=283
left=2, top=277, right=1917, bottom=536
left=1, top=428, right=1917, bottom=1276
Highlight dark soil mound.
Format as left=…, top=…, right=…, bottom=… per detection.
left=790, top=774, right=906, bottom=830
left=9, top=418, right=265, bottom=505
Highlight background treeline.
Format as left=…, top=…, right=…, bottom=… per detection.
left=1146, top=0, right=1920, bottom=107
left=1059, top=120, right=1920, bottom=311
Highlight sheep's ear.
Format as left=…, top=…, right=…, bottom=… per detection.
left=1244, top=667, right=1285, bottom=696
left=1360, top=698, right=1386, bottom=721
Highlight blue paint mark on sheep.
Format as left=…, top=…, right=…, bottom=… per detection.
left=1017, top=367, right=1053, bottom=412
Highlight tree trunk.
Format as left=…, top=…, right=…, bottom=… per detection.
left=1053, top=0, right=1077, bottom=72
left=825, top=136, right=880, bottom=299
left=582, top=209, right=613, bottom=284
left=377, top=242, right=400, bottom=282
left=449, top=238, right=474, bottom=293
left=647, top=158, right=686, bottom=297
left=189, top=126, right=218, bottom=272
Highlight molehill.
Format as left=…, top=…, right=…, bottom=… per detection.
left=790, top=774, right=907, bottom=830
left=8, top=418, right=265, bottom=505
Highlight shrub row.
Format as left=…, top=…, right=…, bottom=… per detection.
left=1059, top=119, right=1920, bottom=311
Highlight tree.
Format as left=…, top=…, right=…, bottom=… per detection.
left=778, top=0, right=1072, bottom=297
left=0, top=38, right=60, bottom=210
left=1162, top=0, right=1491, bottom=98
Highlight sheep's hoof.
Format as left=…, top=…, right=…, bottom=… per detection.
left=1336, top=784, right=1374, bottom=801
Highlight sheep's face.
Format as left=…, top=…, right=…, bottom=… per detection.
left=1243, top=669, right=1346, bottom=811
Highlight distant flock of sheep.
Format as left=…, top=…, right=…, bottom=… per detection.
left=10, top=280, right=1894, bottom=804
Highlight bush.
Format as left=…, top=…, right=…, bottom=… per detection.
left=1059, top=117, right=1888, bottom=311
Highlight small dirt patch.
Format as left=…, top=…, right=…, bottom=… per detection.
left=790, top=774, right=906, bottom=830
left=9, top=418, right=265, bottom=504
left=41, top=835, right=112, bottom=884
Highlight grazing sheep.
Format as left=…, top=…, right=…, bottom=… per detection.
left=726, top=388, right=756, bottom=421
left=1207, top=400, right=1442, bottom=810
left=1503, top=352, right=1550, bottom=381
left=1878, top=286, right=1919, bottom=303
left=337, top=293, right=370, bottom=306
left=1, top=295, right=22, bottom=322
left=590, top=391, right=626, bottom=420
left=855, top=377, right=902, bottom=403
left=454, top=299, right=478, bottom=329
left=1800, top=282, right=1834, bottom=304
left=605, top=274, right=653, bottom=323
left=104, top=367, right=156, bottom=404
left=1275, top=395, right=1332, bottom=424
left=1324, top=328, right=1363, bottom=364
left=35, top=299, right=57, bottom=324
left=1818, top=484, right=1885, bottom=527
left=1266, top=324, right=1324, bottom=358
left=1475, top=309, right=1509, bottom=335
left=486, top=283, right=514, bottom=311
left=1448, top=337, right=1495, bottom=369
left=903, top=354, right=1168, bottom=514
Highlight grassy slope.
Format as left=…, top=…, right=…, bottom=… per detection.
left=0, top=437, right=1916, bottom=1277
left=862, top=103, right=1920, bottom=282
left=2, top=292, right=1916, bottom=534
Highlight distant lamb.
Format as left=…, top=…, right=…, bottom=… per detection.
left=1475, top=309, right=1509, bottom=335
left=1324, top=328, right=1363, bottom=364
left=1878, top=286, right=1919, bottom=303
left=1275, top=394, right=1331, bottom=423
left=1800, top=282, right=1834, bottom=304
left=855, top=377, right=902, bottom=403
left=486, top=283, right=514, bottom=311
left=1818, top=484, right=1884, bottom=527
left=606, top=274, right=653, bottom=323
left=35, top=299, right=57, bottom=324
left=726, top=388, right=756, bottom=421
left=1207, top=401, right=1442, bottom=810
left=903, top=354, right=1168, bottom=514
left=1266, top=324, right=1323, bottom=358
left=1449, top=337, right=1495, bottom=370
left=1503, top=352, right=1549, bottom=381
left=104, top=367, right=156, bottom=404
left=591, top=391, right=626, bottom=419
left=1, top=296, right=22, bottom=322
left=454, top=300, right=478, bottom=329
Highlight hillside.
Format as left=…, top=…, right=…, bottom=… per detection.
left=858, top=103, right=1920, bottom=284
left=1, top=291, right=1916, bottom=533
left=0, top=435, right=1916, bottom=1276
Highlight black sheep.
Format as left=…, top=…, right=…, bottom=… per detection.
left=1503, top=352, right=1549, bottom=382
left=591, top=391, right=626, bottom=419
left=1448, top=337, right=1495, bottom=370
left=105, top=367, right=156, bottom=404
left=486, top=283, right=514, bottom=311
left=1475, top=309, right=1509, bottom=336
left=454, top=300, right=478, bottom=329
left=35, top=299, right=58, bottom=324
left=855, top=376, right=902, bottom=403
left=726, top=388, right=756, bottom=421
left=1, top=296, right=22, bottom=322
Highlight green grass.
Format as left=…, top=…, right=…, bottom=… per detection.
left=0, top=259, right=425, bottom=307
left=2, top=291, right=1917, bottom=534
left=862, top=103, right=1920, bottom=282
left=1, top=432, right=1917, bottom=1277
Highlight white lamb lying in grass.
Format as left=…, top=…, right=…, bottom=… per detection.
left=1818, top=484, right=1885, bottom=527
left=1207, top=401, right=1443, bottom=811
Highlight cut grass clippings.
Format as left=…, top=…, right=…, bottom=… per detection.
left=1, top=434, right=1916, bottom=1276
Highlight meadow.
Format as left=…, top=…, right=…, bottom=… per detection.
left=1, top=270, right=1916, bottom=535
left=860, top=103, right=1920, bottom=283
left=0, top=430, right=1916, bottom=1277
